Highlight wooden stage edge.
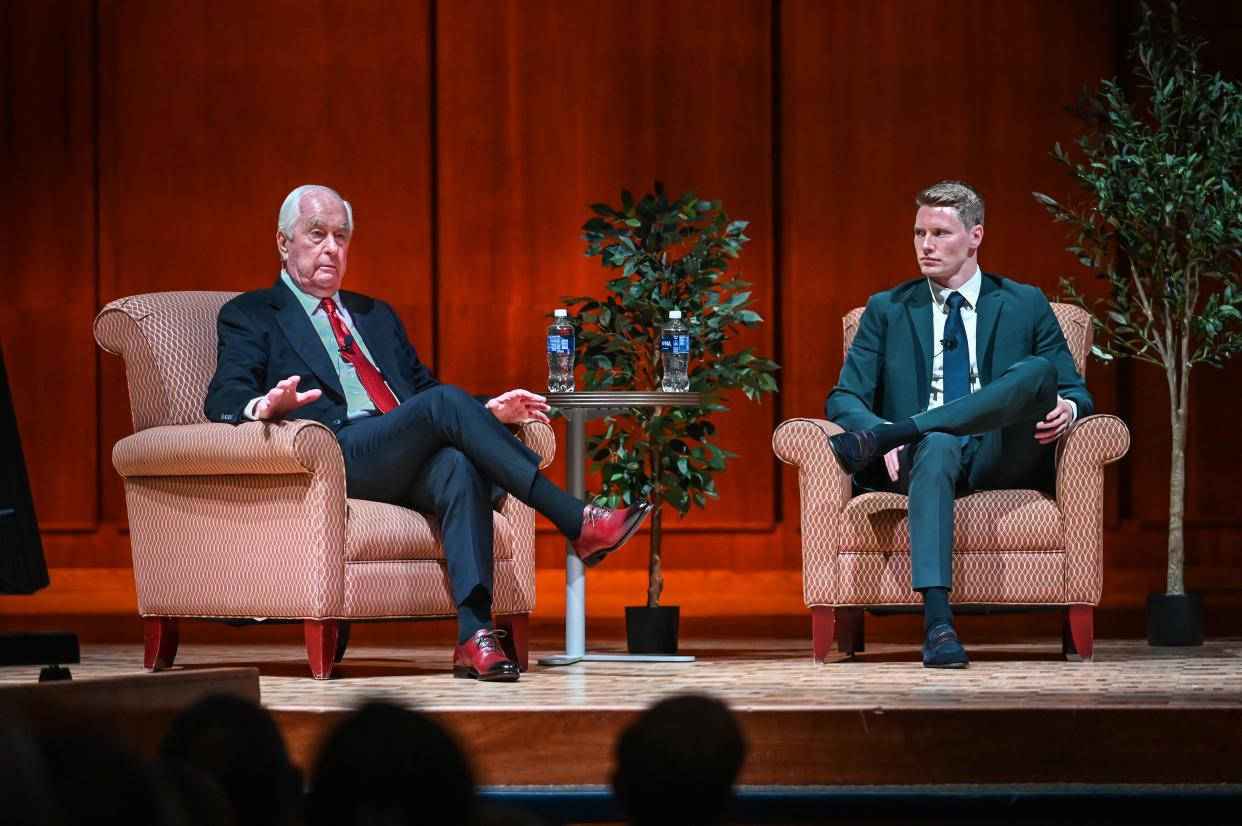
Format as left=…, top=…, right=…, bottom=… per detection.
left=275, top=703, right=1242, bottom=787
left=4, top=638, right=1240, bottom=789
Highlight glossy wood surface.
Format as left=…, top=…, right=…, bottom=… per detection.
left=2, top=1, right=1238, bottom=597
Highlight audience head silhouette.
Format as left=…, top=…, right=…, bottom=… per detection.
left=612, top=693, right=746, bottom=826
left=160, top=693, right=301, bottom=826
left=38, top=723, right=189, bottom=825
left=306, top=700, right=475, bottom=826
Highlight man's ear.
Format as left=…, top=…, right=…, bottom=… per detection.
left=276, top=230, right=290, bottom=262
left=969, top=224, right=985, bottom=251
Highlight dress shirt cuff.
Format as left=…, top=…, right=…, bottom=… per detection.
left=243, top=396, right=264, bottom=421
left=1065, top=398, right=1078, bottom=423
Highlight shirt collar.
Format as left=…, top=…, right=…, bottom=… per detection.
left=280, top=270, right=341, bottom=316
left=928, top=266, right=983, bottom=312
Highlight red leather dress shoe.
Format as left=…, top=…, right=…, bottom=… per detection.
left=453, top=629, right=520, bottom=682
left=570, top=502, right=654, bottom=568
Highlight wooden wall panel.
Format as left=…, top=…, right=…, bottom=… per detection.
left=435, top=0, right=778, bottom=568
left=92, top=0, right=434, bottom=543
left=778, top=0, right=1124, bottom=568
left=3, top=0, right=1238, bottom=592
left=1, top=0, right=99, bottom=541
left=96, top=0, right=434, bottom=315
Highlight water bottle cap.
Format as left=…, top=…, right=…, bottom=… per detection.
left=668, top=310, right=682, bottom=319
left=553, top=309, right=568, bottom=317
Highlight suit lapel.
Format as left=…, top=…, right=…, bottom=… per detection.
left=903, top=284, right=933, bottom=411
left=341, top=292, right=407, bottom=402
left=974, top=273, right=1004, bottom=384
left=269, top=282, right=344, bottom=399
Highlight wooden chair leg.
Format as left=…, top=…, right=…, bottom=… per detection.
left=496, top=613, right=530, bottom=672
left=836, top=606, right=865, bottom=654
left=333, top=621, right=352, bottom=664
left=305, top=619, right=339, bottom=680
left=811, top=606, right=835, bottom=664
left=1064, top=605, right=1094, bottom=662
left=143, top=616, right=180, bottom=671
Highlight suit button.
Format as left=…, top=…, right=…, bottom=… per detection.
left=331, top=419, right=342, bottom=427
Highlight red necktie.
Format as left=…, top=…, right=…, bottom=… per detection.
left=319, top=298, right=400, bottom=414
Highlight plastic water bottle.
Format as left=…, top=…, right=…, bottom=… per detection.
left=547, top=309, right=575, bottom=392
left=660, top=311, right=690, bottom=392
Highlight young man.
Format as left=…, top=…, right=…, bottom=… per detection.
left=824, top=180, right=1092, bottom=667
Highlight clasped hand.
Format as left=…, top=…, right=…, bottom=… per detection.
left=1034, top=395, right=1073, bottom=445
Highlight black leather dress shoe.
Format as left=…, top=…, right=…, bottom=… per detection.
left=826, top=429, right=879, bottom=474
left=923, top=622, right=970, bottom=668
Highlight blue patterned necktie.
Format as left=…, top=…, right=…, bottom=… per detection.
left=943, top=291, right=971, bottom=404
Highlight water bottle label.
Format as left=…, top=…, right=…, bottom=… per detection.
left=661, top=334, right=689, bottom=354
left=547, top=335, right=574, bottom=354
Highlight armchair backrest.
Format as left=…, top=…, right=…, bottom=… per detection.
left=94, top=291, right=239, bottom=431
left=842, top=301, right=1092, bottom=376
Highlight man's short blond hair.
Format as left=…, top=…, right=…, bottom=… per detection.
left=916, top=180, right=985, bottom=229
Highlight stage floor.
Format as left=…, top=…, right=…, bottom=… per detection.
left=4, top=635, right=1240, bottom=787
left=4, top=636, right=1237, bottom=709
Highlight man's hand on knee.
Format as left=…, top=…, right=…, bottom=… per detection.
left=884, top=445, right=905, bottom=482
left=1034, top=394, right=1072, bottom=445
left=255, top=375, right=322, bottom=420
left=486, top=388, right=551, bottom=424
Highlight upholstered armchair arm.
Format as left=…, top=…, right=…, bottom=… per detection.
left=513, top=420, right=555, bottom=469
left=773, top=418, right=852, bottom=606
left=113, top=420, right=343, bottom=478
left=772, top=417, right=851, bottom=506
left=113, top=419, right=348, bottom=619
left=1055, top=414, right=1131, bottom=604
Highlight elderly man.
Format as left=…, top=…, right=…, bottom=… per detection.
left=825, top=180, right=1093, bottom=668
left=205, top=184, right=651, bottom=682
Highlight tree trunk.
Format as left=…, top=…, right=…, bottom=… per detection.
left=647, top=502, right=663, bottom=608
left=1166, top=365, right=1188, bottom=596
left=647, top=432, right=664, bottom=608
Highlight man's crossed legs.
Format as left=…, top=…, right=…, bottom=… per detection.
left=338, top=384, right=652, bottom=681
left=827, top=356, right=1060, bottom=667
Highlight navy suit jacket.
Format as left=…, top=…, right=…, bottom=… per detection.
left=825, top=272, right=1094, bottom=491
left=826, top=272, right=1093, bottom=426
left=204, top=279, right=440, bottom=431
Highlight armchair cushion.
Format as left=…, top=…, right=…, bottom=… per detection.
left=345, top=500, right=514, bottom=563
left=839, top=490, right=1063, bottom=553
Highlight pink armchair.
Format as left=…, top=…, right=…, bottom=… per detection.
left=773, top=303, right=1129, bottom=662
left=95, top=291, right=552, bottom=679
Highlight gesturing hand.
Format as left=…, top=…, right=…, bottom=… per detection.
left=1034, top=394, right=1073, bottom=445
left=486, top=389, right=551, bottom=424
left=254, top=375, right=322, bottom=421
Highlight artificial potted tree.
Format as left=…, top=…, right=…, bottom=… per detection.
left=563, top=182, right=780, bottom=654
left=1035, top=2, right=1242, bottom=646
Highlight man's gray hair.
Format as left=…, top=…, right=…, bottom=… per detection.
left=278, top=184, right=354, bottom=237
left=916, top=180, right=985, bottom=229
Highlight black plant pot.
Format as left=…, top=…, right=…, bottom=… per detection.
left=625, top=606, right=680, bottom=655
left=1146, top=592, right=1204, bottom=647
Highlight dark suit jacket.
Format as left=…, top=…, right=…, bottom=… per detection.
left=825, top=272, right=1093, bottom=490
left=204, top=279, right=440, bottom=431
